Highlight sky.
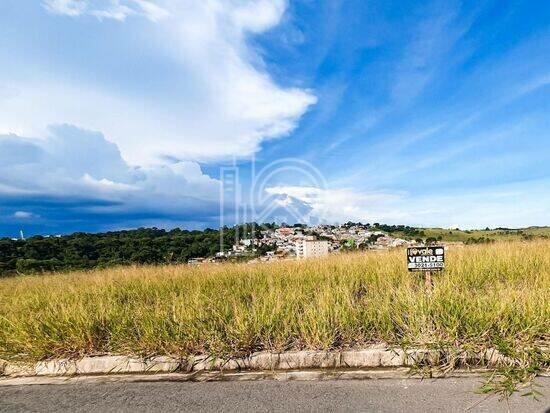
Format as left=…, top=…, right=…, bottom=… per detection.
left=0, top=0, right=549, bottom=236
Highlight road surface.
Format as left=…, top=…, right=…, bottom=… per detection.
left=0, top=376, right=548, bottom=412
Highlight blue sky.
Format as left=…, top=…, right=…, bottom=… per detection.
left=1, top=0, right=549, bottom=236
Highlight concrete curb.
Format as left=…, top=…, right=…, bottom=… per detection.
left=0, top=368, right=502, bottom=387
left=0, top=347, right=528, bottom=379
left=2, top=369, right=548, bottom=387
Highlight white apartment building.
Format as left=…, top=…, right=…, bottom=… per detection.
left=296, top=239, right=329, bottom=259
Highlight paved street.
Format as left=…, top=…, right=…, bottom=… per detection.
left=0, top=376, right=548, bottom=412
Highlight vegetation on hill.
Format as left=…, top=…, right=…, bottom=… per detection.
left=1, top=223, right=549, bottom=276
left=1, top=240, right=548, bottom=397
left=420, top=226, right=550, bottom=243
left=0, top=225, right=260, bottom=275
left=1, top=241, right=548, bottom=362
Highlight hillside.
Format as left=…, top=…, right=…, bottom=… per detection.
left=419, top=226, right=550, bottom=242
left=1, top=241, right=548, bottom=364
left=1, top=224, right=549, bottom=275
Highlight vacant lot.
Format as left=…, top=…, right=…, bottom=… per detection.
left=0, top=241, right=548, bottom=364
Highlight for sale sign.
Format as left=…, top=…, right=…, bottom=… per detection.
left=407, top=246, right=445, bottom=271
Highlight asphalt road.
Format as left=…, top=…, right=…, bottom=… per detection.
left=0, top=377, right=548, bottom=413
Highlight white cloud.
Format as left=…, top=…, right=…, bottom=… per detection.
left=265, top=186, right=406, bottom=224
left=13, top=211, right=37, bottom=219
left=43, top=0, right=169, bottom=22
left=0, top=126, right=221, bottom=221
left=4, top=1, right=317, bottom=166
left=43, top=0, right=86, bottom=17
left=81, top=174, right=140, bottom=193
left=264, top=183, right=550, bottom=229
left=229, top=0, right=287, bottom=33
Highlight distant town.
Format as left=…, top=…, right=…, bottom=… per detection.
left=189, top=223, right=455, bottom=265
left=2, top=223, right=547, bottom=275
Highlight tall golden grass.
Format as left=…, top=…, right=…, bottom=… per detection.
left=0, top=241, right=548, bottom=362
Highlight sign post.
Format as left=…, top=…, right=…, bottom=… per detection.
left=407, top=246, right=445, bottom=291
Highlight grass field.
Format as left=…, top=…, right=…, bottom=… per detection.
left=420, top=226, right=550, bottom=242
left=0, top=241, right=549, bottom=369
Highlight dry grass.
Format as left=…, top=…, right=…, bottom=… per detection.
left=0, top=241, right=549, bottom=363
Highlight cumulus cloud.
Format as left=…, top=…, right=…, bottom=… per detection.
left=0, top=125, right=221, bottom=233
left=264, top=184, right=550, bottom=229
left=81, top=174, right=140, bottom=193
left=264, top=186, right=406, bottom=224
left=2, top=1, right=316, bottom=166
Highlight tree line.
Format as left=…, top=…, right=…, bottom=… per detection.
left=0, top=225, right=261, bottom=276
